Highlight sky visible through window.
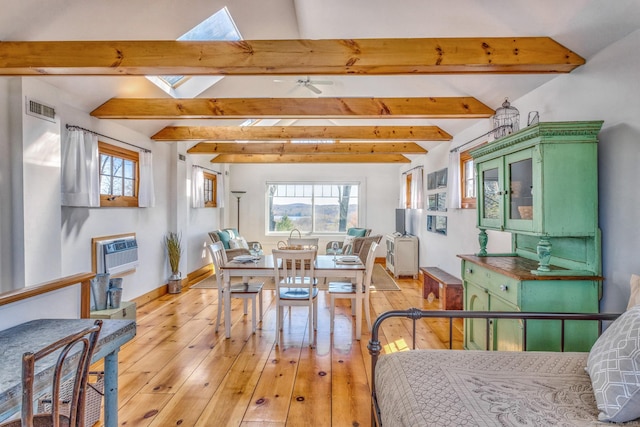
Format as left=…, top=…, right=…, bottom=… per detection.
left=159, top=7, right=241, bottom=87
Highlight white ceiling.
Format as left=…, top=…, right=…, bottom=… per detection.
left=3, top=0, right=640, bottom=143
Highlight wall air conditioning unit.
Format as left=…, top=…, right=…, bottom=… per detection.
left=96, top=236, right=139, bottom=275
left=25, top=97, right=56, bottom=123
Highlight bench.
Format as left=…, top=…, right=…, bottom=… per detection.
left=420, top=267, right=463, bottom=310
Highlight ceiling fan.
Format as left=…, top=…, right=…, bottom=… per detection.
left=274, top=76, right=333, bottom=94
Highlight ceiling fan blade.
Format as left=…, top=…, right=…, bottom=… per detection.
left=309, top=80, right=334, bottom=85
left=306, top=84, right=322, bottom=94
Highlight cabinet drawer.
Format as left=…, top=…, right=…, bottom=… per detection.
left=463, top=262, right=519, bottom=305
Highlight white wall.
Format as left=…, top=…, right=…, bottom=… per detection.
left=406, top=29, right=640, bottom=313
left=228, top=162, right=401, bottom=259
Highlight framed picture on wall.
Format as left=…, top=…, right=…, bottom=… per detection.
left=437, top=192, right=447, bottom=211
left=436, top=168, right=448, bottom=188
left=428, top=194, right=437, bottom=211
left=435, top=216, right=447, bottom=235
left=427, top=172, right=437, bottom=190
left=427, top=215, right=435, bottom=232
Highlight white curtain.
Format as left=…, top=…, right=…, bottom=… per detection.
left=61, top=130, right=99, bottom=207
left=138, top=150, right=155, bottom=207
left=216, top=171, right=225, bottom=208
left=448, top=150, right=461, bottom=209
left=409, top=167, right=424, bottom=209
left=400, top=174, right=407, bottom=208
left=192, top=166, right=205, bottom=208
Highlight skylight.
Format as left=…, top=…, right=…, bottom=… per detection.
left=148, top=7, right=241, bottom=96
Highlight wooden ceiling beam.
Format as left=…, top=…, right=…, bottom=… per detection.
left=187, top=142, right=427, bottom=155
left=91, top=97, right=493, bottom=119
left=152, top=125, right=452, bottom=141
left=210, top=154, right=411, bottom=163
left=0, top=37, right=584, bottom=75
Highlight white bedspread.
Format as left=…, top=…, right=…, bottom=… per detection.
left=375, top=350, right=640, bottom=426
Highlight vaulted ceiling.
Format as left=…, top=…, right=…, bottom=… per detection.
left=2, top=0, right=639, bottom=163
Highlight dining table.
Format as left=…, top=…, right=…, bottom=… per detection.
left=221, top=254, right=366, bottom=340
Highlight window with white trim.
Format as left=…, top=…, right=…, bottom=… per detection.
left=267, top=183, right=360, bottom=234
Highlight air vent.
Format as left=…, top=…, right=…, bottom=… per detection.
left=25, top=98, right=56, bottom=123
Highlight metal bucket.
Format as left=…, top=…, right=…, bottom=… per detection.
left=90, top=273, right=110, bottom=310
left=167, top=273, right=182, bottom=294
left=108, top=287, right=123, bottom=309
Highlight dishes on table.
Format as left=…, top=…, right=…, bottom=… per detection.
left=233, top=255, right=261, bottom=262
left=337, top=256, right=361, bottom=263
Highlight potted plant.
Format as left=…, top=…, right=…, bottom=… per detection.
left=165, top=231, right=182, bottom=294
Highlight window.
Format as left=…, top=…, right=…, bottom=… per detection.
left=99, top=142, right=139, bottom=207
left=460, top=149, right=476, bottom=209
left=267, top=183, right=360, bottom=234
left=203, top=172, right=217, bottom=208
left=150, top=7, right=242, bottom=94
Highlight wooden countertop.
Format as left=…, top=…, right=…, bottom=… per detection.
left=457, top=254, right=603, bottom=281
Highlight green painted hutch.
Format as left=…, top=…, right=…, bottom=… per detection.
left=458, top=121, right=604, bottom=352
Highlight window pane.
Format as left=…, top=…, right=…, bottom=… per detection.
left=112, top=157, right=123, bottom=177
left=124, top=178, right=134, bottom=196
left=124, top=160, right=134, bottom=179
left=100, top=175, right=111, bottom=195
left=111, top=177, right=123, bottom=196
left=100, top=155, right=111, bottom=175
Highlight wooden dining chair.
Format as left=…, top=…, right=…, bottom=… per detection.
left=0, top=320, right=102, bottom=427
left=328, top=242, right=378, bottom=337
left=272, top=249, right=319, bottom=348
left=208, top=242, right=264, bottom=334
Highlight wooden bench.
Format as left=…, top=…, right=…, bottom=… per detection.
left=420, top=267, right=463, bottom=310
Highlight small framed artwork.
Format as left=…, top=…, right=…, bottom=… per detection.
left=437, top=192, right=447, bottom=212
left=427, top=215, right=435, bottom=232
left=436, top=168, right=448, bottom=188
left=435, top=216, right=447, bottom=235
left=428, top=194, right=437, bottom=211
left=427, top=172, right=437, bottom=190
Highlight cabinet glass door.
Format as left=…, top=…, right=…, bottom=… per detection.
left=505, top=149, right=535, bottom=232
left=477, top=158, right=503, bottom=229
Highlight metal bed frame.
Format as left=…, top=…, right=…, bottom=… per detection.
left=366, top=308, right=622, bottom=427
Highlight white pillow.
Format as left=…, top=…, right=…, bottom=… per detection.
left=343, top=235, right=355, bottom=247
left=627, top=274, right=640, bottom=310
left=229, top=237, right=249, bottom=250
left=586, top=305, right=640, bottom=422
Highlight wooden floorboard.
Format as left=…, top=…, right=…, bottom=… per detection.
left=99, top=270, right=462, bottom=426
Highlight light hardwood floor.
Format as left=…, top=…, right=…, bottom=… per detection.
left=102, top=270, right=463, bottom=427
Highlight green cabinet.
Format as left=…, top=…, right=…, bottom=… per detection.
left=460, top=256, right=601, bottom=352
left=460, top=121, right=604, bottom=352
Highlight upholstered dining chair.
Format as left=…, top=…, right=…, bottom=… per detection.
left=328, top=242, right=378, bottom=337
left=272, top=249, right=319, bottom=348
left=208, top=242, right=264, bottom=334
left=0, top=320, right=102, bottom=427
left=325, top=227, right=372, bottom=256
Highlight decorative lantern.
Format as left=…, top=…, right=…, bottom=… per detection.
left=492, top=99, right=520, bottom=139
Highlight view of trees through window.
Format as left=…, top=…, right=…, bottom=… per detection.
left=267, top=183, right=359, bottom=233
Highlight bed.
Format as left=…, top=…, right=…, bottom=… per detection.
left=368, top=308, right=640, bottom=426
